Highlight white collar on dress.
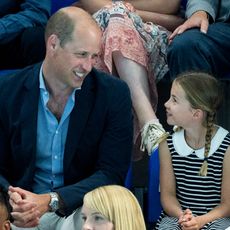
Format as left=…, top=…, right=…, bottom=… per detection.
left=172, top=126, right=228, bottom=159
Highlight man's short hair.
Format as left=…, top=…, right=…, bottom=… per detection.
left=45, top=10, right=75, bottom=47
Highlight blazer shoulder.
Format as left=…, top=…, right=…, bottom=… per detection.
left=91, top=68, right=130, bottom=92
left=0, top=63, right=40, bottom=98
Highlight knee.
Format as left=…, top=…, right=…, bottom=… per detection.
left=167, top=30, right=213, bottom=66
left=168, top=30, right=201, bottom=57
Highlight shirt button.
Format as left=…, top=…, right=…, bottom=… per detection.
left=54, top=155, right=58, bottom=159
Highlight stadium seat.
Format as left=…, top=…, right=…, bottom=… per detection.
left=148, top=148, right=162, bottom=222
left=51, top=0, right=77, bottom=14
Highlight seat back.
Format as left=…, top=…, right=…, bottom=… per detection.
left=148, top=148, right=162, bottom=222
left=51, top=0, right=77, bottom=14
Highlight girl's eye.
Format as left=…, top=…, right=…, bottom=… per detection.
left=94, top=215, right=104, bottom=222
left=81, top=216, right=87, bottom=222
left=171, top=96, right=177, bottom=103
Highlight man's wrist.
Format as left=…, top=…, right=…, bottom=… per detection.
left=192, top=10, right=209, bottom=19
left=48, top=192, right=59, bottom=212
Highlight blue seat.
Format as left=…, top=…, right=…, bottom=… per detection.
left=124, top=148, right=162, bottom=223
left=148, top=148, right=162, bottom=222
left=125, top=165, right=133, bottom=190
left=51, top=0, right=77, bottom=14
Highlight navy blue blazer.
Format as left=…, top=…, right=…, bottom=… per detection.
left=0, top=63, right=133, bottom=216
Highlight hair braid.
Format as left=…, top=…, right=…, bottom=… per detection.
left=199, top=112, right=215, bottom=176
left=173, top=125, right=182, bottom=133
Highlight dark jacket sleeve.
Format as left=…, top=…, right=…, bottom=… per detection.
left=0, top=0, right=51, bottom=44
left=0, top=76, right=13, bottom=189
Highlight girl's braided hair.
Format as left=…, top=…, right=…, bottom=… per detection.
left=174, top=72, right=223, bottom=176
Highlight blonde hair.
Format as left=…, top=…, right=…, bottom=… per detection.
left=83, top=185, right=146, bottom=230
left=174, top=72, right=223, bottom=176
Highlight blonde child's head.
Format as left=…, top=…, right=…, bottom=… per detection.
left=82, top=185, right=146, bottom=230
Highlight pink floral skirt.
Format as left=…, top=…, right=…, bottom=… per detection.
left=93, top=1, right=170, bottom=160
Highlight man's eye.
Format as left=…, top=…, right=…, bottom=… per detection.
left=75, top=52, right=87, bottom=57
left=92, top=54, right=99, bottom=59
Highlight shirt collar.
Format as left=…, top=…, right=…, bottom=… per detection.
left=172, top=126, right=228, bottom=159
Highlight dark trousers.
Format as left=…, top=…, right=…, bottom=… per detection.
left=0, top=26, right=46, bottom=69
left=167, top=22, right=230, bottom=79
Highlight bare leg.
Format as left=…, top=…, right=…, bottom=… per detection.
left=113, top=51, right=168, bottom=155
left=112, top=51, right=157, bottom=128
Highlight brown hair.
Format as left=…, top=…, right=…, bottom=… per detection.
left=174, top=72, right=223, bottom=176
left=45, top=9, right=75, bottom=47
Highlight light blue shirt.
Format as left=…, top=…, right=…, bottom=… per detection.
left=33, top=67, right=79, bottom=194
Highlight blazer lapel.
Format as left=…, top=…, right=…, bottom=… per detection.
left=64, top=74, right=96, bottom=170
left=20, top=65, right=40, bottom=161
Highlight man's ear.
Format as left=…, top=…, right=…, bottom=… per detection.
left=48, top=34, right=60, bottom=51
left=3, top=220, right=11, bottom=230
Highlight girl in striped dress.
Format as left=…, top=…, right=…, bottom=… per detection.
left=156, top=72, right=230, bottom=229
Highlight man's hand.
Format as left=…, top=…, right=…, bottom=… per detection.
left=8, top=186, right=50, bottom=228
left=169, top=10, right=209, bottom=42
left=10, top=200, right=40, bottom=228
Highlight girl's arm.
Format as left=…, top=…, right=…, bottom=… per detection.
left=159, top=140, right=183, bottom=218
left=183, top=146, right=230, bottom=230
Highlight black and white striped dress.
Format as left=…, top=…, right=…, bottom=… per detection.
left=155, top=126, right=230, bottom=230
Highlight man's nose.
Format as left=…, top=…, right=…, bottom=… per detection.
left=81, top=56, right=94, bottom=72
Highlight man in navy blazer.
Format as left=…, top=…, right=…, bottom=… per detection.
left=0, top=7, right=133, bottom=230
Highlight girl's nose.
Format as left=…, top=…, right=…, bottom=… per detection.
left=164, top=99, right=169, bottom=108
left=82, top=221, right=93, bottom=230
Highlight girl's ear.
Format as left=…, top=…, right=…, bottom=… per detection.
left=192, top=108, right=204, bottom=120
left=3, top=220, right=11, bottom=230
